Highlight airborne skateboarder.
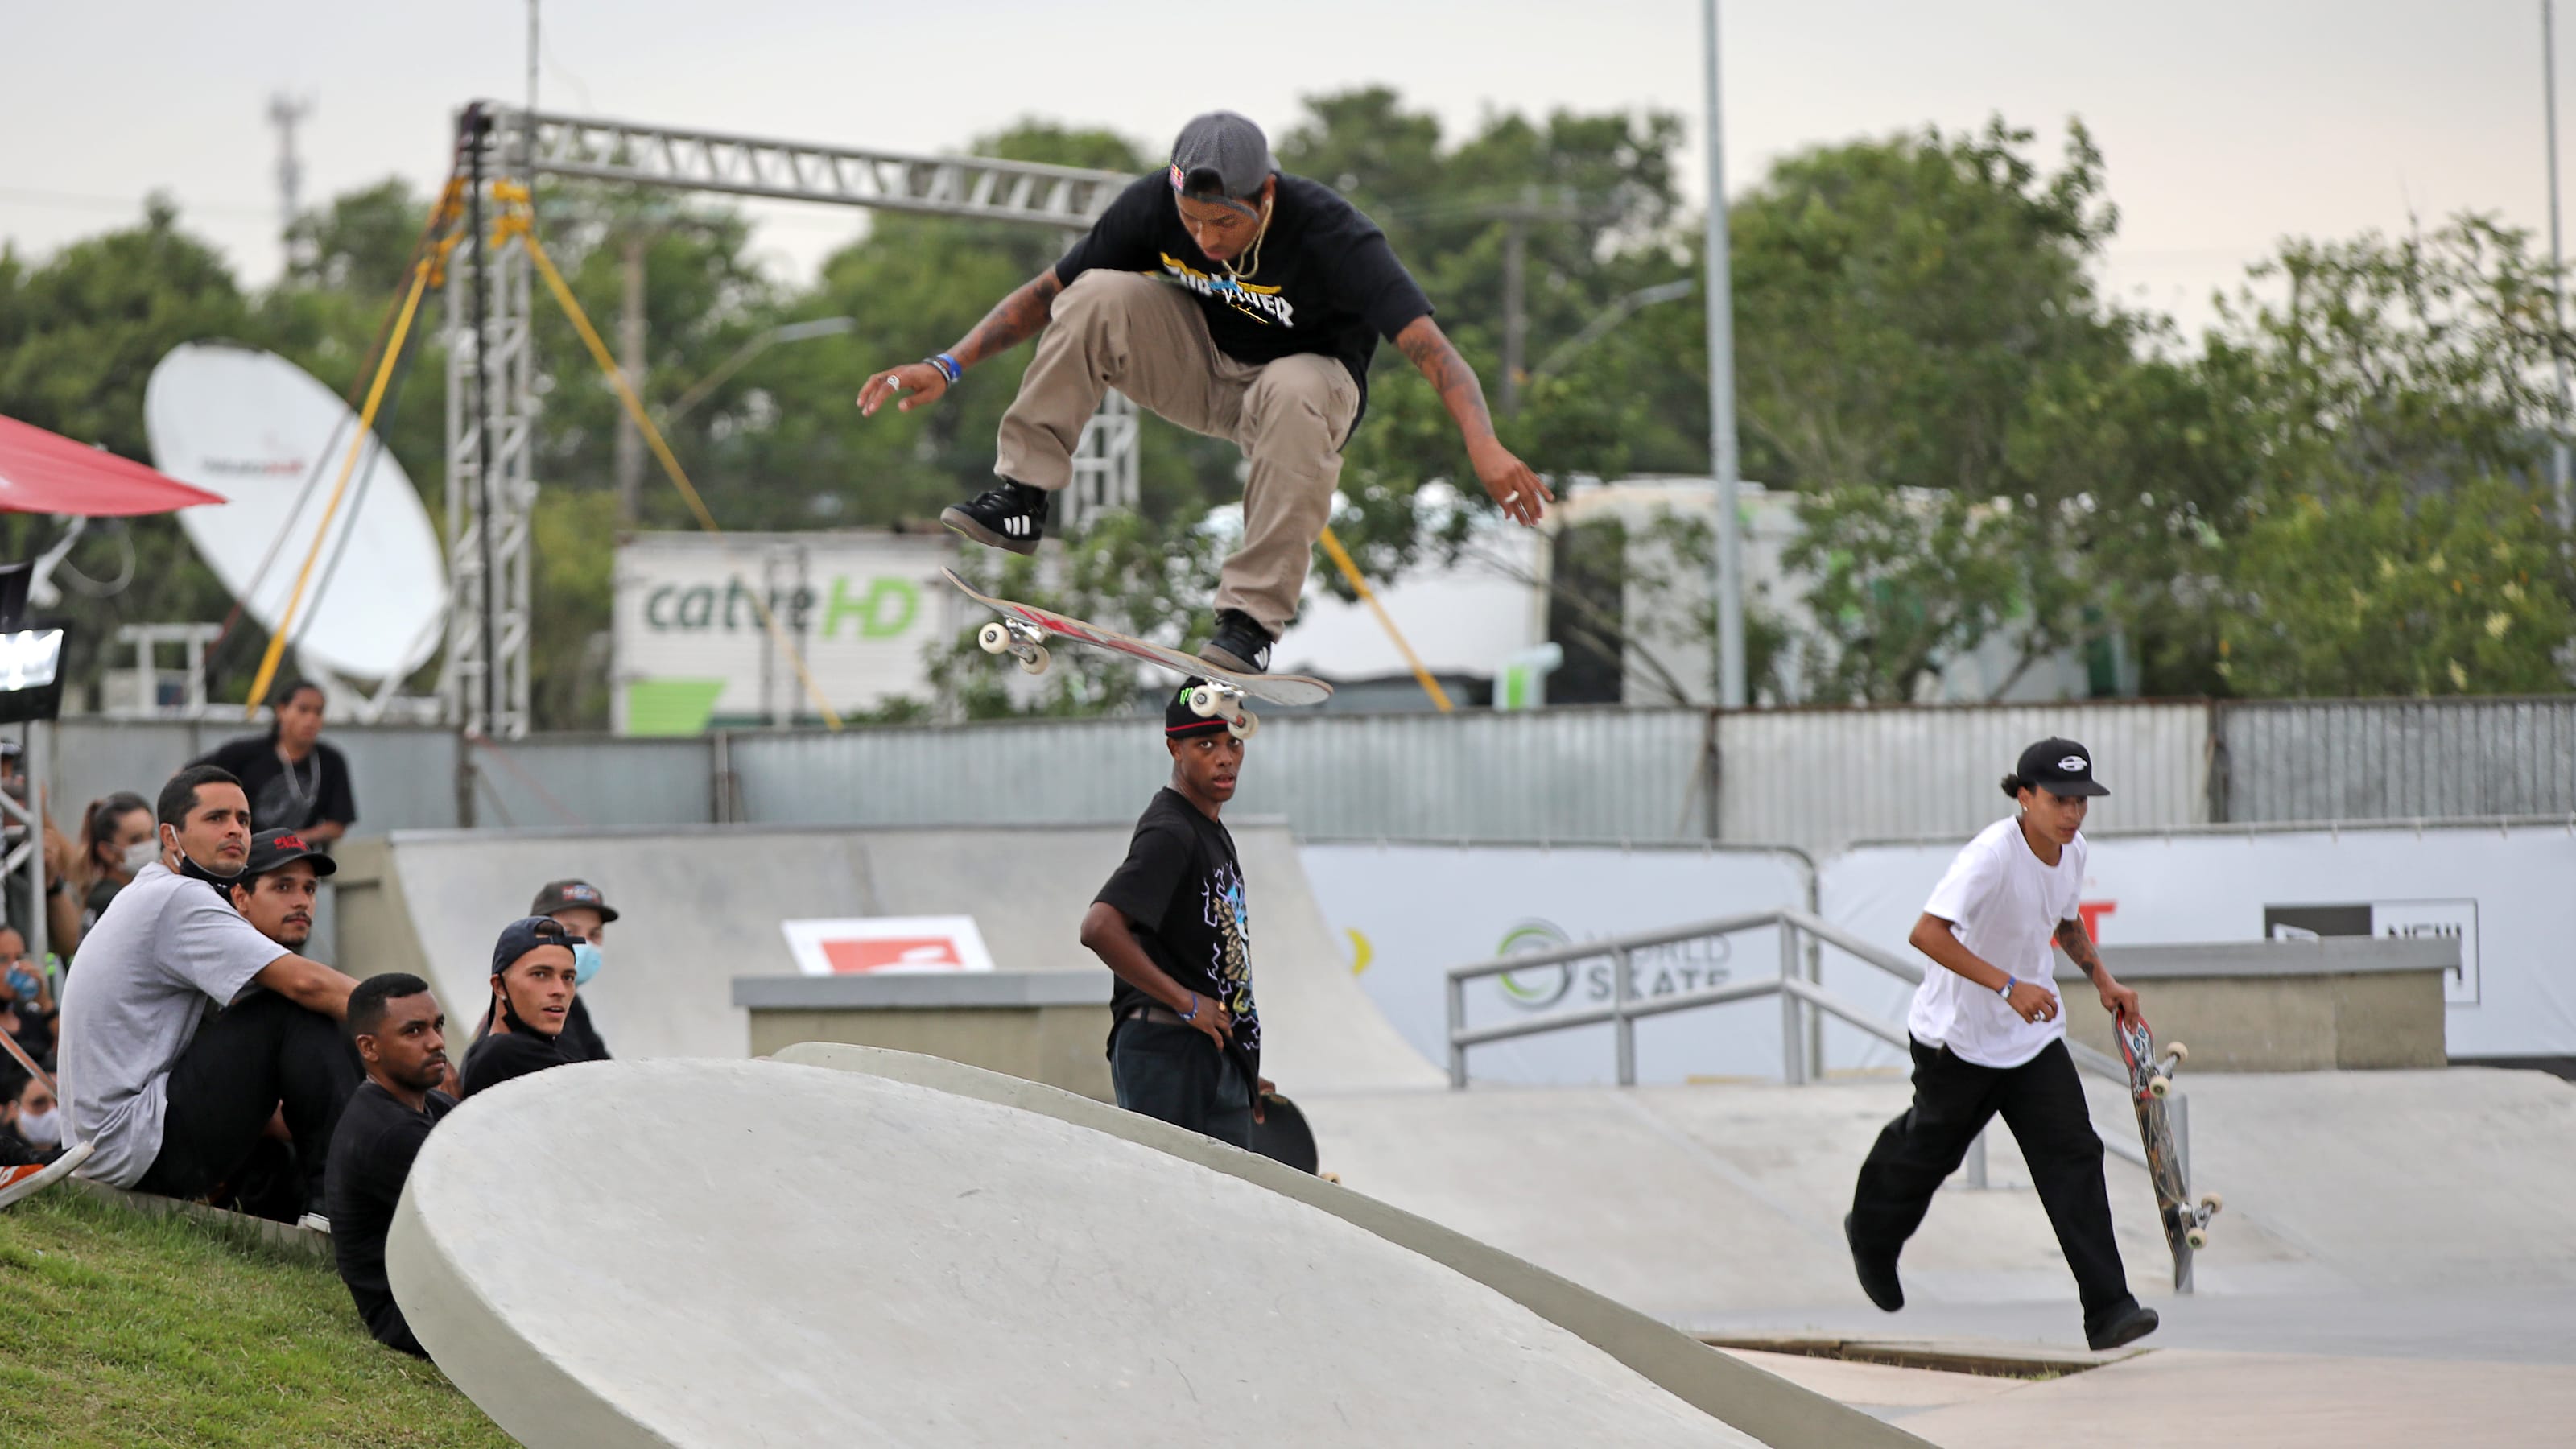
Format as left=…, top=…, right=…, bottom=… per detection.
left=1845, top=737, right=2162, bottom=1351
left=858, top=109, right=1551, bottom=675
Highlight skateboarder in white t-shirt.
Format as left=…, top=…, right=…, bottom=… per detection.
left=1844, top=737, right=2161, bottom=1351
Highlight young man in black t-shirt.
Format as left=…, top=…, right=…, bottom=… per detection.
left=324, top=972, right=456, bottom=1358
left=460, top=917, right=578, bottom=1098
left=858, top=110, right=1552, bottom=674
left=1078, top=683, right=1269, bottom=1147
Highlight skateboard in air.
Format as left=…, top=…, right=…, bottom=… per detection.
left=942, top=568, right=1332, bottom=735
left=2112, top=1006, right=2223, bottom=1289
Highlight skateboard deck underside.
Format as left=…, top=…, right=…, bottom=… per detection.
left=2116, top=1012, right=2199, bottom=1289
left=942, top=568, right=1332, bottom=707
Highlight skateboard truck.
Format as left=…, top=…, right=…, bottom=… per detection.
left=1186, top=681, right=1260, bottom=741
left=976, top=619, right=1052, bottom=676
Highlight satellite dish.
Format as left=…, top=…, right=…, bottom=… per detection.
left=144, top=342, right=448, bottom=683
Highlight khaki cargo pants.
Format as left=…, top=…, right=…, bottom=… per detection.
left=995, top=270, right=1360, bottom=637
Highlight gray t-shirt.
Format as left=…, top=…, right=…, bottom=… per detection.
left=60, top=861, right=285, bottom=1187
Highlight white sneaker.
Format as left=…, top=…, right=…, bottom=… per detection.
left=295, top=1212, right=332, bottom=1233
left=0, top=1141, right=94, bottom=1211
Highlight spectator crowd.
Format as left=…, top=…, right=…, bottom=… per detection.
left=7, top=680, right=622, bottom=1358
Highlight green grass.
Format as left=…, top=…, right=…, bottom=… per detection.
left=0, top=1187, right=514, bottom=1447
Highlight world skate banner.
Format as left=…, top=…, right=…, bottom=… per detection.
left=1818, top=820, right=2576, bottom=1067
left=1299, top=841, right=1811, bottom=1086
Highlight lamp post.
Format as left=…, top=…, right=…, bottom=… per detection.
left=1703, top=0, right=1747, bottom=707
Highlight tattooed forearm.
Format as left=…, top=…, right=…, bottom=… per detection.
left=1395, top=316, right=1497, bottom=445
left=2054, top=919, right=2103, bottom=979
left=949, top=270, right=1066, bottom=368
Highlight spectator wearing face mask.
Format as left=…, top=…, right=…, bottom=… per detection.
left=460, top=917, right=579, bottom=1098
left=5, top=1071, right=62, bottom=1161
left=529, top=879, right=614, bottom=1062
left=0, top=1064, right=88, bottom=1208
left=66, top=792, right=155, bottom=967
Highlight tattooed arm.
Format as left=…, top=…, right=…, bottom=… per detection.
left=856, top=270, right=1067, bottom=417
left=2055, top=919, right=2141, bottom=1016
left=1393, top=315, right=1553, bottom=526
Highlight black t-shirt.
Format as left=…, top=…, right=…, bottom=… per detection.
left=323, top=1081, right=456, bottom=1336
left=1093, top=789, right=1259, bottom=1081
left=460, top=1030, right=570, bottom=1098
left=1054, top=171, right=1433, bottom=426
left=194, top=735, right=357, bottom=834
left=556, top=995, right=612, bottom=1063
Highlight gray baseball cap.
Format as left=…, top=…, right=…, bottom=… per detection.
left=1169, top=111, right=1275, bottom=215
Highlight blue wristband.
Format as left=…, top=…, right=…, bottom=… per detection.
left=2000, top=975, right=2017, bottom=999
left=927, top=352, right=962, bottom=385
left=1181, top=992, right=1199, bottom=1022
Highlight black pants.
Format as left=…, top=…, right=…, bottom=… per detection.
left=363, top=1298, right=428, bottom=1359
left=1851, top=1037, right=2135, bottom=1327
left=1109, top=1018, right=1253, bottom=1150
left=135, top=990, right=361, bottom=1212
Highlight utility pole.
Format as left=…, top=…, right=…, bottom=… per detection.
left=267, top=93, right=313, bottom=270
left=1480, top=185, right=1602, bottom=416
left=616, top=232, right=648, bottom=525
left=1703, top=0, right=1747, bottom=709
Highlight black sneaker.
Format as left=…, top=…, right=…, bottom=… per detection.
left=1845, top=1212, right=1904, bottom=1312
left=2086, top=1301, right=2160, bottom=1351
left=1199, top=609, right=1274, bottom=675
left=940, top=480, right=1049, bottom=556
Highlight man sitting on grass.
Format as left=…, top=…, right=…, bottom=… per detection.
left=58, top=766, right=361, bottom=1212
left=324, top=973, right=456, bottom=1358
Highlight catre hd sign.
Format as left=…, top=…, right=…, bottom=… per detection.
left=612, top=531, right=960, bottom=734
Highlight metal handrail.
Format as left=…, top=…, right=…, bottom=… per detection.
left=1443, top=907, right=2164, bottom=1178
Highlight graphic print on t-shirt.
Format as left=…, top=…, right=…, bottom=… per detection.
left=1203, top=859, right=1260, bottom=1057
left=1156, top=252, right=1295, bottom=328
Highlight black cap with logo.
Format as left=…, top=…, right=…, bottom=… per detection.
left=243, top=827, right=339, bottom=880
left=2016, top=737, right=2110, bottom=798
left=1166, top=678, right=1231, bottom=739
left=530, top=878, right=618, bottom=923
left=490, top=914, right=577, bottom=977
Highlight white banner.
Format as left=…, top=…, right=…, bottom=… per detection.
left=780, top=916, right=997, bottom=976
left=1299, top=843, right=1812, bottom=1085
left=613, top=532, right=960, bottom=734
left=1819, top=820, right=2576, bottom=1067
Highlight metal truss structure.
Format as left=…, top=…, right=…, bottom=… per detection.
left=442, top=104, right=1139, bottom=735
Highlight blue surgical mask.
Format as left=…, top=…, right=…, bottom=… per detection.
left=572, top=941, right=604, bottom=986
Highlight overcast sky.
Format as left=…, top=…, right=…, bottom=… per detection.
left=2, top=1, right=2567, bottom=338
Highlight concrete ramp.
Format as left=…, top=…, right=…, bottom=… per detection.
left=334, top=819, right=1438, bottom=1090
left=388, top=1058, right=1745, bottom=1448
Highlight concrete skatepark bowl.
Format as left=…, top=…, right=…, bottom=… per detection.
left=388, top=1058, right=1776, bottom=1447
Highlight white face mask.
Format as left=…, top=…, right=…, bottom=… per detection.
left=121, top=839, right=159, bottom=874
left=18, top=1107, right=60, bottom=1147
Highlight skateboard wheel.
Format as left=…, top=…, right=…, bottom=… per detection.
left=977, top=622, right=1010, bottom=654
left=2183, top=1224, right=2209, bottom=1251
left=2198, top=1191, right=2223, bottom=1215
left=2146, top=1073, right=2171, bottom=1100
left=1017, top=646, right=1051, bottom=675
left=2165, top=1042, right=2190, bottom=1064
left=1188, top=683, right=1221, bottom=718
left=1228, top=711, right=1259, bottom=741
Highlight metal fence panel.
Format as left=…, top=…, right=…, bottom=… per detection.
left=326, top=727, right=463, bottom=833
left=2219, top=698, right=2576, bottom=822
left=1717, top=701, right=2211, bottom=855
left=729, top=708, right=1715, bottom=840
left=469, top=735, right=718, bottom=828
left=47, top=721, right=201, bottom=826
